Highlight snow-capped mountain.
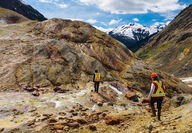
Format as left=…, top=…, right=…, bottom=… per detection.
left=149, top=22, right=167, bottom=34
left=108, top=23, right=167, bottom=51
left=109, top=23, right=150, bottom=41
left=0, top=0, right=46, bottom=21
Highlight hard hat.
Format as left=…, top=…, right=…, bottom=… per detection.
left=151, top=73, right=158, bottom=79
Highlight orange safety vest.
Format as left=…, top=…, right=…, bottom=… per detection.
left=94, top=73, right=101, bottom=82
left=151, top=80, right=165, bottom=97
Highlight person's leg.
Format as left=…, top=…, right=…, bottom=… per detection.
left=157, top=97, right=163, bottom=120
left=94, top=82, right=97, bottom=92
left=95, top=82, right=99, bottom=93
left=97, top=82, right=100, bottom=93
left=150, top=97, right=156, bottom=117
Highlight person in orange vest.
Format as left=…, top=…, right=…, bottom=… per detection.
left=93, top=70, right=101, bottom=93
left=148, top=73, right=166, bottom=121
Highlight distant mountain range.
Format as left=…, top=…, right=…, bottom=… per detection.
left=108, top=23, right=167, bottom=51
left=0, top=0, right=46, bottom=21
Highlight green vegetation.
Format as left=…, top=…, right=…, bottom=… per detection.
left=136, top=48, right=152, bottom=60
left=137, top=42, right=171, bottom=60
left=179, top=46, right=185, bottom=52
left=159, top=42, right=170, bottom=51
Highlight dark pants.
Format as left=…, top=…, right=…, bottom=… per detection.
left=94, top=82, right=100, bottom=93
left=150, top=97, right=163, bottom=120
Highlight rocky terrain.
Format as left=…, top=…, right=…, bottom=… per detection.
left=0, top=7, right=192, bottom=133
left=0, top=82, right=192, bottom=133
left=137, top=5, right=192, bottom=77
left=0, top=0, right=46, bottom=21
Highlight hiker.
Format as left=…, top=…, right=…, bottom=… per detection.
left=93, top=70, right=101, bottom=93
left=148, top=73, right=166, bottom=121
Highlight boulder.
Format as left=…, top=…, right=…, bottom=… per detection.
left=75, top=117, right=87, bottom=124
left=68, top=122, right=79, bottom=128
left=105, top=116, right=121, bottom=125
left=105, top=117, right=121, bottom=125
left=89, top=124, right=97, bottom=131
left=0, top=128, right=4, bottom=132
left=52, top=125, right=64, bottom=130
left=53, top=86, right=68, bottom=93
left=170, top=94, right=192, bottom=107
left=43, top=113, right=53, bottom=118
left=63, top=126, right=69, bottom=131
left=25, top=87, right=36, bottom=92
left=58, top=112, right=66, bottom=116
left=32, top=90, right=40, bottom=96
left=125, top=91, right=139, bottom=102
left=49, top=118, right=58, bottom=123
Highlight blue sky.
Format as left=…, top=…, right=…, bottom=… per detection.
left=23, top=0, right=191, bottom=31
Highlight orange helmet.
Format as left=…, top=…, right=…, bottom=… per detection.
left=151, top=73, right=158, bottom=79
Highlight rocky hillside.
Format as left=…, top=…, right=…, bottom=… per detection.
left=108, top=23, right=166, bottom=51
left=0, top=7, right=191, bottom=96
left=0, top=7, right=29, bottom=24
left=137, top=5, right=192, bottom=77
left=0, top=0, right=46, bottom=21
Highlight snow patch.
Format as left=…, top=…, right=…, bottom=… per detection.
left=109, top=85, right=123, bottom=95
left=108, top=22, right=167, bottom=41
left=55, top=101, right=62, bottom=108
left=91, top=104, right=98, bottom=111
left=180, top=77, right=192, bottom=83
left=0, top=19, right=8, bottom=24
left=19, top=0, right=28, bottom=5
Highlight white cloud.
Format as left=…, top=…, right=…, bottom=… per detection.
left=66, top=18, right=84, bottom=21
left=109, top=19, right=121, bottom=25
left=133, top=18, right=139, bottom=22
left=39, top=0, right=68, bottom=8
left=161, top=11, right=178, bottom=20
left=79, top=0, right=186, bottom=14
left=96, top=12, right=100, bottom=15
left=101, top=22, right=107, bottom=26
left=39, top=0, right=52, bottom=3
left=150, top=21, right=170, bottom=29
left=94, top=26, right=113, bottom=33
left=58, top=4, right=68, bottom=8
left=86, top=19, right=98, bottom=24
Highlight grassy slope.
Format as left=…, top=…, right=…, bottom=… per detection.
left=136, top=5, right=192, bottom=77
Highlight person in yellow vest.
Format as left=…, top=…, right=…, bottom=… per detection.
left=93, top=70, right=101, bottom=93
left=148, top=73, right=166, bottom=121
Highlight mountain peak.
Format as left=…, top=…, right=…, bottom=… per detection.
left=107, top=22, right=167, bottom=51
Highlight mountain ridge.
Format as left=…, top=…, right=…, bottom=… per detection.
left=137, top=4, right=192, bottom=77
left=0, top=0, right=47, bottom=21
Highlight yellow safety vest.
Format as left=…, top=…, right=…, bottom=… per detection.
left=94, top=73, right=101, bottom=82
left=151, top=81, right=165, bottom=97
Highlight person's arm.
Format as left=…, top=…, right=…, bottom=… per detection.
left=162, top=82, right=166, bottom=93
left=148, top=83, right=155, bottom=98
left=93, top=74, right=95, bottom=82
